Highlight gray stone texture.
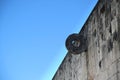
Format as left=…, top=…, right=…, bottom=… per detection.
left=53, top=0, right=120, bottom=80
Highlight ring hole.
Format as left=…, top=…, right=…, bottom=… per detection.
left=72, top=40, right=80, bottom=47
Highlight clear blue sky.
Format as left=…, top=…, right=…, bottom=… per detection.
left=0, top=0, right=98, bottom=80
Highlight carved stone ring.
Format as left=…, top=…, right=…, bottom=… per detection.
left=65, top=33, right=87, bottom=54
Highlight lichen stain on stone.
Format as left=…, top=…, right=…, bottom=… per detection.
left=107, top=39, right=113, bottom=53
left=88, top=74, right=94, bottom=80
left=100, top=5, right=105, bottom=14
left=92, top=29, right=96, bottom=37
left=113, top=31, right=118, bottom=41
left=102, top=44, right=107, bottom=53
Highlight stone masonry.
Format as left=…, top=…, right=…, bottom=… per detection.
left=53, top=0, right=120, bottom=80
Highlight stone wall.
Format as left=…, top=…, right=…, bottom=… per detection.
left=53, top=0, right=120, bottom=80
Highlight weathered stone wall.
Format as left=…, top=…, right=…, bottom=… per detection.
left=53, top=0, right=120, bottom=80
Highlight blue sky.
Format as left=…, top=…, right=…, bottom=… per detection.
left=0, top=0, right=98, bottom=80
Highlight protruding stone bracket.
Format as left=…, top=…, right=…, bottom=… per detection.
left=65, top=33, right=87, bottom=54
